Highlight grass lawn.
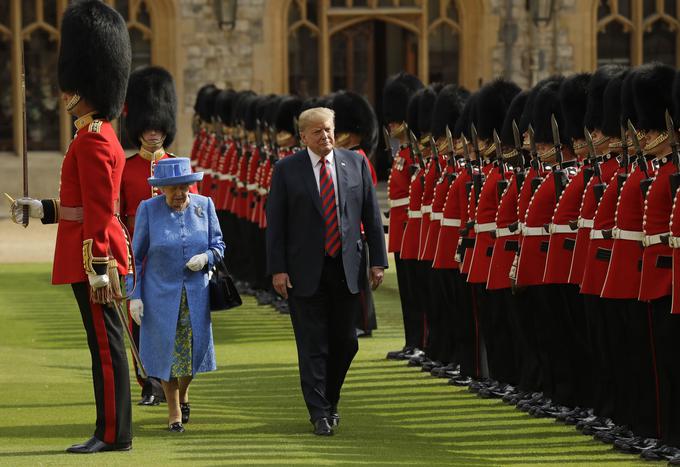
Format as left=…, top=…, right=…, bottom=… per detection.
left=0, top=262, right=657, bottom=466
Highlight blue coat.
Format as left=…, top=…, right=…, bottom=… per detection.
left=131, top=194, right=225, bottom=380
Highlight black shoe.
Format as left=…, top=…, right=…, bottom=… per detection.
left=449, top=375, right=472, bottom=386
left=180, top=402, right=190, bottom=424
left=640, top=445, right=680, bottom=461
left=421, top=360, right=440, bottom=372
left=168, top=422, right=185, bottom=433
left=66, top=437, right=132, bottom=454
left=330, top=410, right=340, bottom=428
left=138, top=394, right=161, bottom=406
left=668, top=453, right=680, bottom=465
left=356, top=329, right=372, bottom=338
left=402, top=348, right=424, bottom=361
left=312, top=418, right=333, bottom=436
left=613, top=437, right=659, bottom=454
left=386, top=347, right=410, bottom=360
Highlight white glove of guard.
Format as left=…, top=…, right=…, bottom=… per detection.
left=10, top=197, right=43, bottom=224
left=88, top=274, right=110, bottom=289
left=129, top=299, right=144, bottom=325
left=186, top=252, right=209, bottom=271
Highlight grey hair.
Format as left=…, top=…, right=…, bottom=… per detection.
left=298, top=107, right=335, bottom=132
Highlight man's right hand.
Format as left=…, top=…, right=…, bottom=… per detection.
left=272, top=273, right=293, bottom=299
left=10, top=198, right=43, bottom=224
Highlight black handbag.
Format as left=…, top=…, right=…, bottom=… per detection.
left=209, top=250, right=242, bottom=311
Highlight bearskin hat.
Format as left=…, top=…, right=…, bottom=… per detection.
left=532, top=78, right=568, bottom=145
left=245, top=94, right=264, bottom=132
left=196, top=86, right=221, bottom=123
left=275, top=95, right=303, bottom=135
left=256, top=94, right=278, bottom=128
left=332, top=90, right=378, bottom=154
left=231, top=91, right=256, bottom=126
left=431, top=85, right=469, bottom=140
left=454, top=92, right=477, bottom=140
left=382, top=72, right=424, bottom=123
left=125, top=66, right=177, bottom=147
left=194, top=84, right=217, bottom=115
left=584, top=65, right=623, bottom=132
left=519, top=76, right=562, bottom=133
left=58, top=0, right=131, bottom=120
left=559, top=73, right=591, bottom=143
left=500, top=90, right=529, bottom=147
left=214, top=89, right=237, bottom=126
left=633, top=63, right=676, bottom=132
left=406, top=88, right=424, bottom=138
left=418, top=83, right=445, bottom=136
left=475, top=78, right=521, bottom=141
left=620, top=70, right=638, bottom=128
left=262, top=95, right=283, bottom=128
left=601, top=70, right=628, bottom=138
left=673, top=71, right=680, bottom=126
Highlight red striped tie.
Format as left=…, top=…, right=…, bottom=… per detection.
left=319, top=158, right=340, bottom=257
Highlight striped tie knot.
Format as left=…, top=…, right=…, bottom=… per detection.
left=319, top=158, right=340, bottom=257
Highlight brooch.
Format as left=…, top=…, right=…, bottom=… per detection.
left=195, top=205, right=204, bottom=218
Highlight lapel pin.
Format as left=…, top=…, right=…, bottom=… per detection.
left=340, top=161, right=346, bottom=167
left=195, top=205, right=204, bottom=218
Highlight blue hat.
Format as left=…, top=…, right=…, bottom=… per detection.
left=148, top=157, right=203, bottom=187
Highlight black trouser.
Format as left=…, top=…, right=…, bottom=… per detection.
left=560, top=285, right=592, bottom=409
left=453, top=272, right=479, bottom=378
left=652, top=296, right=680, bottom=445
left=288, top=256, right=360, bottom=422
left=355, top=239, right=377, bottom=333
left=429, top=269, right=455, bottom=363
left=506, top=288, right=540, bottom=392
left=253, top=226, right=269, bottom=291
left=394, top=253, right=420, bottom=349
left=400, top=258, right=426, bottom=349
left=584, top=295, right=616, bottom=419
left=72, top=282, right=132, bottom=445
left=415, top=261, right=434, bottom=358
left=481, top=288, right=518, bottom=385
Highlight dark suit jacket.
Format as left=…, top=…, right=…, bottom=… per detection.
left=266, top=148, right=388, bottom=297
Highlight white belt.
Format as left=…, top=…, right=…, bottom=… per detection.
left=577, top=218, right=594, bottom=229
left=669, top=235, right=680, bottom=248
left=441, top=218, right=461, bottom=227
left=590, top=229, right=606, bottom=240
left=522, top=225, right=548, bottom=236
left=257, top=188, right=268, bottom=195
left=191, top=160, right=199, bottom=167
left=496, top=227, right=516, bottom=238
left=203, top=168, right=213, bottom=175
left=224, top=174, right=235, bottom=181
left=643, top=232, right=670, bottom=247
left=408, top=210, right=422, bottom=219
left=431, top=212, right=443, bottom=221
left=611, top=228, right=645, bottom=242
left=236, top=182, right=245, bottom=188
left=474, top=222, right=497, bottom=233
left=389, top=197, right=409, bottom=208
left=421, top=204, right=432, bottom=214
left=246, top=183, right=258, bottom=191
left=549, top=223, right=575, bottom=234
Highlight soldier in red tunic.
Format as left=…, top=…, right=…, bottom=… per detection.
left=382, top=73, right=425, bottom=360
left=120, top=66, right=181, bottom=407
left=11, top=0, right=132, bottom=453
left=332, top=91, right=380, bottom=337
left=190, top=84, right=218, bottom=170
left=465, top=79, right=520, bottom=398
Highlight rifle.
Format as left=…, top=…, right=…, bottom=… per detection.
left=528, top=125, right=543, bottom=194
left=628, top=120, right=653, bottom=198
left=585, top=127, right=605, bottom=203
left=430, top=136, right=441, bottom=177
left=666, top=110, right=680, bottom=197
left=383, top=126, right=393, bottom=162
left=617, top=123, right=629, bottom=194
left=445, top=126, right=457, bottom=182
left=409, top=128, right=426, bottom=170
left=494, top=129, right=508, bottom=201
left=512, top=120, right=526, bottom=191
left=462, top=134, right=474, bottom=197
left=470, top=124, right=484, bottom=204
left=268, top=125, right=279, bottom=162
left=551, top=114, right=567, bottom=203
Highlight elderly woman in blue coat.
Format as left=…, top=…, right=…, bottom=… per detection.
left=129, top=157, right=224, bottom=433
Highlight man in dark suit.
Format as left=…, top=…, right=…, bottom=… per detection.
left=266, top=107, right=388, bottom=436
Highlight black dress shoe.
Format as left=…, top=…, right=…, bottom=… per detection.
left=180, top=402, right=190, bottom=424
left=312, top=418, right=333, bottom=436
left=640, top=445, right=680, bottom=461
left=66, top=437, right=132, bottom=454
left=138, top=394, right=161, bottom=406
left=613, top=437, right=659, bottom=454
left=330, top=411, right=340, bottom=428
left=168, top=422, right=185, bottom=433
left=668, top=453, right=680, bottom=465
left=449, top=375, right=472, bottom=386
left=386, top=347, right=409, bottom=360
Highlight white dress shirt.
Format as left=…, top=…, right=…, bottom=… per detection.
left=308, top=148, right=342, bottom=229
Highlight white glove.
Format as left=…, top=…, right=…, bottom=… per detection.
left=129, top=299, right=144, bottom=325
left=88, top=274, right=110, bottom=289
left=10, top=197, right=43, bottom=224
left=186, top=252, right=209, bottom=271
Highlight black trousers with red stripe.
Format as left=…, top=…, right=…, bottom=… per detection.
left=72, top=282, right=132, bottom=445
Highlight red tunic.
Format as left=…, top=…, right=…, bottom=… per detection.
left=467, top=165, right=505, bottom=284
left=461, top=162, right=495, bottom=274
left=433, top=167, right=470, bottom=269
left=190, top=128, right=207, bottom=167
left=639, top=158, right=675, bottom=301
left=670, top=188, right=680, bottom=313
left=487, top=171, right=522, bottom=290
left=197, top=133, right=217, bottom=195
left=422, top=164, right=454, bottom=262
left=214, top=139, right=236, bottom=210
left=50, top=117, right=128, bottom=284
left=418, top=157, right=441, bottom=260
left=580, top=173, right=619, bottom=295
left=601, top=159, right=655, bottom=299
left=120, top=153, right=167, bottom=236
left=387, top=146, right=413, bottom=253
left=400, top=169, right=425, bottom=260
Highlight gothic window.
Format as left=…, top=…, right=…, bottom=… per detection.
left=427, top=0, right=460, bottom=84
left=596, top=0, right=680, bottom=67
left=288, top=0, right=320, bottom=99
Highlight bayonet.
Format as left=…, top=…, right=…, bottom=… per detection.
left=409, top=129, right=425, bottom=169
left=551, top=114, right=563, bottom=168
left=446, top=125, right=455, bottom=160
left=528, top=125, right=543, bottom=194
left=512, top=120, right=526, bottom=191
left=383, top=126, right=393, bottom=161
left=430, top=136, right=441, bottom=175
left=629, top=119, right=652, bottom=197
left=666, top=110, right=680, bottom=196
left=470, top=123, right=481, bottom=160
left=494, top=129, right=508, bottom=201
left=469, top=124, right=483, bottom=204
left=616, top=123, right=630, bottom=194
left=585, top=127, right=605, bottom=202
